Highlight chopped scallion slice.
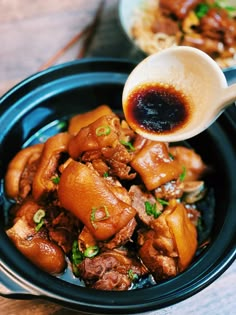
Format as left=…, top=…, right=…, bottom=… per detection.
left=35, top=220, right=45, bottom=232
left=120, top=139, right=135, bottom=151
left=156, top=198, right=169, bottom=206
left=84, top=245, right=99, bottom=258
left=128, top=269, right=139, bottom=281
left=33, top=209, right=46, bottom=224
left=145, top=201, right=161, bottom=219
left=72, top=240, right=84, bottom=265
left=51, top=176, right=60, bottom=184
left=179, top=166, right=187, bottom=182
left=95, top=125, right=111, bottom=136
left=195, top=3, right=210, bottom=18
left=90, top=205, right=110, bottom=228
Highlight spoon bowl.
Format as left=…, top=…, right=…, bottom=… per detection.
left=122, top=46, right=236, bottom=142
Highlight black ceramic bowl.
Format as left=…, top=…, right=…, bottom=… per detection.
left=0, top=59, right=235, bottom=314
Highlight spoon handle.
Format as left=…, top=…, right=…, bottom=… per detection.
left=221, top=84, right=236, bottom=110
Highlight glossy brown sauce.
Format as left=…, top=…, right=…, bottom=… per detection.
left=124, top=83, right=192, bottom=135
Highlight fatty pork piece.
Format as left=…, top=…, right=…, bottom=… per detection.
left=5, top=143, right=43, bottom=202
left=32, top=132, right=71, bottom=201
left=68, top=113, right=134, bottom=159
left=6, top=199, right=66, bottom=274
left=138, top=199, right=197, bottom=281
left=68, top=104, right=113, bottom=135
left=78, top=249, right=147, bottom=290
left=131, top=141, right=183, bottom=191
left=58, top=160, right=136, bottom=241
left=169, top=146, right=207, bottom=181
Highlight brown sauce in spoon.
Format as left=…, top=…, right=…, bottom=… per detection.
left=124, top=83, right=192, bottom=135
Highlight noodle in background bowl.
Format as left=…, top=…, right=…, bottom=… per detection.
left=119, top=0, right=236, bottom=68
left=0, top=58, right=235, bottom=314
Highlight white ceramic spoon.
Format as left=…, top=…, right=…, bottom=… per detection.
left=122, top=46, right=236, bottom=142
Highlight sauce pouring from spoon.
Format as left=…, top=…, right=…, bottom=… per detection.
left=122, top=46, right=236, bottom=142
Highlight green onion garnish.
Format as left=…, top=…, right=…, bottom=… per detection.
left=95, top=125, right=111, bottom=136
left=156, top=198, right=169, bottom=206
left=51, top=176, right=60, bottom=184
left=144, top=201, right=161, bottom=219
left=72, top=240, right=84, bottom=265
left=120, top=139, right=135, bottom=151
left=90, top=205, right=110, bottom=229
left=33, top=209, right=46, bottom=223
left=128, top=269, right=139, bottom=281
left=84, top=246, right=99, bottom=258
left=103, top=172, right=109, bottom=178
left=179, top=166, right=187, bottom=182
left=33, top=209, right=46, bottom=232
left=195, top=3, right=210, bottom=18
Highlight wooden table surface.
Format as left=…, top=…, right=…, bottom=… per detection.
left=0, top=1, right=235, bottom=314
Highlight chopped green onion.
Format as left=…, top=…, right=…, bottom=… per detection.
left=195, top=3, right=210, bottom=18
left=95, top=125, right=111, bottom=136
left=145, top=201, right=161, bottom=219
left=156, top=198, right=169, bottom=206
left=51, top=176, right=60, bottom=184
left=120, top=139, right=135, bottom=151
left=72, top=240, right=84, bottom=265
left=90, top=205, right=110, bottom=229
left=168, top=152, right=174, bottom=160
left=35, top=220, right=45, bottom=232
left=84, top=245, right=99, bottom=258
left=128, top=269, right=139, bottom=281
left=103, top=171, right=109, bottom=178
left=179, top=166, right=187, bottom=182
left=33, top=209, right=46, bottom=224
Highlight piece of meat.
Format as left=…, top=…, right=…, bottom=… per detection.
left=169, top=146, right=207, bottom=181
left=5, top=143, right=43, bottom=202
left=7, top=217, right=66, bottom=274
left=92, top=271, right=131, bottom=290
left=129, top=185, right=163, bottom=226
left=151, top=15, right=179, bottom=35
left=102, top=218, right=137, bottom=250
left=78, top=226, right=97, bottom=252
left=131, top=141, right=183, bottom=190
left=200, top=8, right=236, bottom=46
left=58, top=161, right=136, bottom=241
left=139, top=239, right=178, bottom=281
left=138, top=199, right=197, bottom=281
left=68, top=114, right=121, bottom=159
left=32, top=132, right=71, bottom=201
left=154, top=180, right=184, bottom=200
left=68, top=105, right=113, bottom=135
left=159, top=0, right=202, bottom=20
left=77, top=249, right=147, bottom=290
